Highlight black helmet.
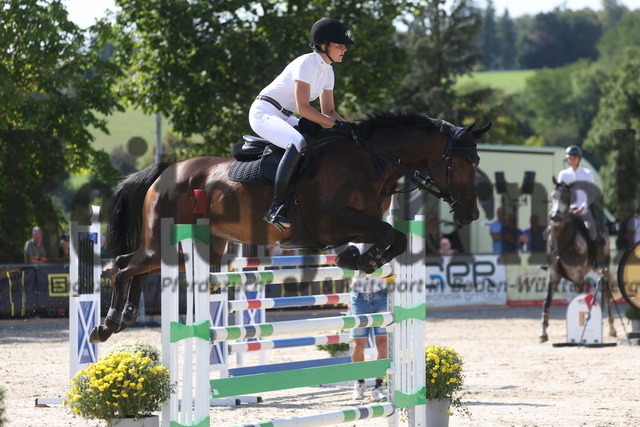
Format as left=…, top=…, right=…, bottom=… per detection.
left=565, top=145, right=582, bottom=158
left=309, top=18, right=355, bottom=46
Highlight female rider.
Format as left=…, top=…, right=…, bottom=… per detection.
left=249, top=18, right=355, bottom=231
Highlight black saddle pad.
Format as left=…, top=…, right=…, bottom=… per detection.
left=228, top=154, right=281, bottom=185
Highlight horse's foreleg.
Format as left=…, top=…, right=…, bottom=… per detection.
left=540, top=272, right=558, bottom=343
left=355, top=222, right=397, bottom=274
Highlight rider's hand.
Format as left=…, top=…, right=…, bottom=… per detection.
left=332, top=120, right=356, bottom=135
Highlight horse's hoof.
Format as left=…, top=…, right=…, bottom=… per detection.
left=539, top=335, right=548, bottom=343
left=336, top=246, right=360, bottom=270
left=89, top=325, right=114, bottom=343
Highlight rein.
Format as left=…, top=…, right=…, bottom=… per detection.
left=346, top=128, right=474, bottom=206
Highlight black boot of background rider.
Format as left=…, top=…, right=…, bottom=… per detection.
left=263, top=144, right=303, bottom=231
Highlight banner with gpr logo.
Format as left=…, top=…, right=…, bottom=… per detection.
left=424, top=254, right=507, bottom=307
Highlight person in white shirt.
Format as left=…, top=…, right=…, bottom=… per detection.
left=556, top=145, right=602, bottom=244
left=249, top=18, right=355, bottom=231
left=626, top=204, right=640, bottom=246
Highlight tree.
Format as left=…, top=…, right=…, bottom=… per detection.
left=584, top=47, right=640, bottom=212
left=0, top=0, right=121, bottom=262
left=110, top=0, right=408, bottom=156
left=395, top=0, right=482, bottom=119
left=497, top=10, right=517, bottom=69
left=597, top=10, right=640, bottom=64
left=480, top=0, right=500, bottom=70
left=522, top=61, right=605, bottom=148
left=519, top=9, right=602, bottom=69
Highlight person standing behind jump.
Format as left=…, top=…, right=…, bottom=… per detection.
left=249, top=18, right=356, bottom=231
left=349, top=273, right=388, bottom=402
left=557, top=145, right=603, bottom=246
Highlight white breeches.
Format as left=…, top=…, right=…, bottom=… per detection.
left=249, top=100, right=306, bottom=151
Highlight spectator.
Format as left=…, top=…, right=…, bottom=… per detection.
left=350, top=248, right=388, bottom=402
left=490, top=207, right=506, bottom=253
left=524, top=215, right=546, bottom=253
left=425, top=213, right=441, bottom=254
left=626, top=204, right=640, bottom=246
left=502, top=213, right=525, bottom=253
left=56, top=234, right=70, bottom=263
left=438, top=237, right=457, bottom=255
left=24, top=226, right=48, bottom=264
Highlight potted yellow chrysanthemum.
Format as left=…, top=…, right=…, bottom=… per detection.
left=65, top=340, right=173, bottom=426
left=425, top=345, right=470, bottom=425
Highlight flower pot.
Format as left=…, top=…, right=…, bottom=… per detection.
left=425, top=398, right=450, bottom=427
left=107, top=415, right=159, bottom=427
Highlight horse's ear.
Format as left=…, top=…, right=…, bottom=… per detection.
left=472, top=122, right=492, bottom=139
left=465, top=123, right=476, bottom=133
left=552, top=175, right=558, bottom=185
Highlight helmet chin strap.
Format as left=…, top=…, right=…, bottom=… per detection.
left=316, top=43, right=335, bottom=63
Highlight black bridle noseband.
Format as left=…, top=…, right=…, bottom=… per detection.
left=351, top=126, right=478, bottom=207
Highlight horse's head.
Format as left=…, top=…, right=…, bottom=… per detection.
left=549, top=176, right=572, bottom=224
left=428, top=122, right=491, bottom=225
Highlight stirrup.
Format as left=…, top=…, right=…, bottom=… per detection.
left=263, top=203, right=290, bottom=232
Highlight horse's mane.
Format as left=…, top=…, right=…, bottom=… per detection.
left=357, top=109, right=452, bottom=138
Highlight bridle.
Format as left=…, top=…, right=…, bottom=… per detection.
left=351, top=126, right=478, bottom=207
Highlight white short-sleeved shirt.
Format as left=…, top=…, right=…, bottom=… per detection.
left=259, top=53, right=334, bottom=113
left=557, top=165, right=594, bottom=210
left=627, top=216, right=640, bottom=244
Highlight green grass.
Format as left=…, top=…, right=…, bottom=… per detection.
left=90, top=109, right=160, bottom=154
left=456, top=69, right=535, bottom=94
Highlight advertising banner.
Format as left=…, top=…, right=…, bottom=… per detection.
left=424, top=254, right=508, bottom=307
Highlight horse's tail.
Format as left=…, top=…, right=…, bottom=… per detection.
left=107, top=162, right=172, bottom=256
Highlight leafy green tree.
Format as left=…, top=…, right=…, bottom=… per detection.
left=110, top=0, right=407, bottom=156
left=395, top=0, right=482, bottom=119
left=521, top=61, right=605, bottom=148
left=0, top=0, right=121, bottom=262
left=597, top=10, right=640, bottom=64
left=584, top=47, right=640, bottom=211
left=519, top=9, right=602, bottom=69
left=497, top=10, right=517, bottom=69
left=479, top=0, right=500, bottom=70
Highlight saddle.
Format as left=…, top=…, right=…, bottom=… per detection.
left=228, top=117, right=325, bottom=185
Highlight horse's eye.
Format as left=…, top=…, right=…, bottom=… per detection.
left=456, top=160, right=466, bottom=169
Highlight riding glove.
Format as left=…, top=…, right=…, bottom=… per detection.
left=332, top=120, right=356, bottom=136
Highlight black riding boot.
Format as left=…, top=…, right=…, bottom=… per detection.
left=263, top=144, right=303, bottom=231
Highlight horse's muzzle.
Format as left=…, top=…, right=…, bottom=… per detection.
left=550, top=211, right=563, bottom=223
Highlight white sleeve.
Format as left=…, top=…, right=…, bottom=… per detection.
left=291, top=57, right=313, bottom=84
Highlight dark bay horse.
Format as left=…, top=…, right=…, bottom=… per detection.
left=90, top=110, right=491, bottom=343
left=540, top=177, right=616, bottom=342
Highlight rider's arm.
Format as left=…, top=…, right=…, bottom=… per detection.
left=319, top=89, right=345, bottom=122
left=294, top=80, right=339, bottom=127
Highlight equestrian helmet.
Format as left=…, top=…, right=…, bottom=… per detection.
left=309, top=18, right=355, bottom=46
left=565, top=145, right=582, bottom=158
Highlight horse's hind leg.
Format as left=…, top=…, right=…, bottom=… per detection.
left=602, top=270, right=617, bottom=338
left=119, top=271, right=157, bottom=331
left=90, top=251, right=159, bottom=343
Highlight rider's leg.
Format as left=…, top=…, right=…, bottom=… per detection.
left=581, top=209, right=604, bottom=245
left=264, top=143, right=304, bottom=230
left=248, top=101, right=306, bottom=231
